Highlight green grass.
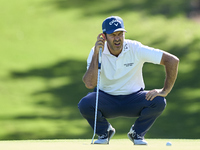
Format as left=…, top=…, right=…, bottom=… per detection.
left=0, top=0, right=200, bottom=140
left=0, top=139, right=199, bottom=150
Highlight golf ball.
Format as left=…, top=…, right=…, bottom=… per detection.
left=166, top=142, right=172, bottom=146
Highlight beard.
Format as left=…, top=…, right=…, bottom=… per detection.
left=107, top=39, right=123, bottom=52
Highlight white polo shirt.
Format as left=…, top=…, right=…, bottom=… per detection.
left=87, top=39, right=163, bottom=95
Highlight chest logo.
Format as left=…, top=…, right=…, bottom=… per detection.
left=124, top=63, right=134, bottom=67
left=124, top=44, right=128, bottom=50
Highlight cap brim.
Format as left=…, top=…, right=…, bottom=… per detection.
left=106, top=28, right=127, bottom=34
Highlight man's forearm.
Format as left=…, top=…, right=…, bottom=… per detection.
left=161, top=52, right=179, bottom=95
left=82, top=53, right=99, bottom=89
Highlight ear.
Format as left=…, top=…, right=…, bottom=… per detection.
left=101, top=33, right=106, bottom=40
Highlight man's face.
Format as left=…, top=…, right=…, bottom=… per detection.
left=106, top=31, right=125, bottom=54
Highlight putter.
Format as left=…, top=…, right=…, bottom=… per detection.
left=91, top=47, right=102, bottom=144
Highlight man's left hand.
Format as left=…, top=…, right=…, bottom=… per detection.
left=145, top=89, right=168, bottom=101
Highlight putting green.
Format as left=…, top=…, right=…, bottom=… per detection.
left=0, top=139, right=199, bottom=150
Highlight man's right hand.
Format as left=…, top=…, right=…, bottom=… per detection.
left=94, top=33, right=106, bottom=55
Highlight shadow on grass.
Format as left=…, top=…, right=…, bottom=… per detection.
left=47, top=0, right=192, bottom=18
left=7, top=59, right=92, bottom=139
left=11, top=59, right=89, bottom=110
left=8, top=36, right=200, bottom=139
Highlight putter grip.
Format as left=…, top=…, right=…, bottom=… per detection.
left=98, top=47, right=102, bottom=69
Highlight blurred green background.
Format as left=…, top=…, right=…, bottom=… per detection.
left=0, top=0, right=200, bottom=140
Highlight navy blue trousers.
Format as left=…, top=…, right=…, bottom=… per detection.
left=78, top=89, right=166, bottom=137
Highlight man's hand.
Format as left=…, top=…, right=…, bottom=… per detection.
left=94, top=33, right=106, bottom=55
left=145, top=89, right=168, bottom=101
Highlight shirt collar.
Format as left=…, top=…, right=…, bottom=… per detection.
left=103, top=40, right=129, bottom=55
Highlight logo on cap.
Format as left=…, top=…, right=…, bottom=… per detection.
left=109, top=19, right=121, bottom=26
left=102, top=16, right=126, bottom=34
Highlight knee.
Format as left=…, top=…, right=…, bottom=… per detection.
left=78, top=97, right=89, bottom=113
left=78, top=95, right=94, bottom=117
left=152, top=96, right=167, bottom=112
